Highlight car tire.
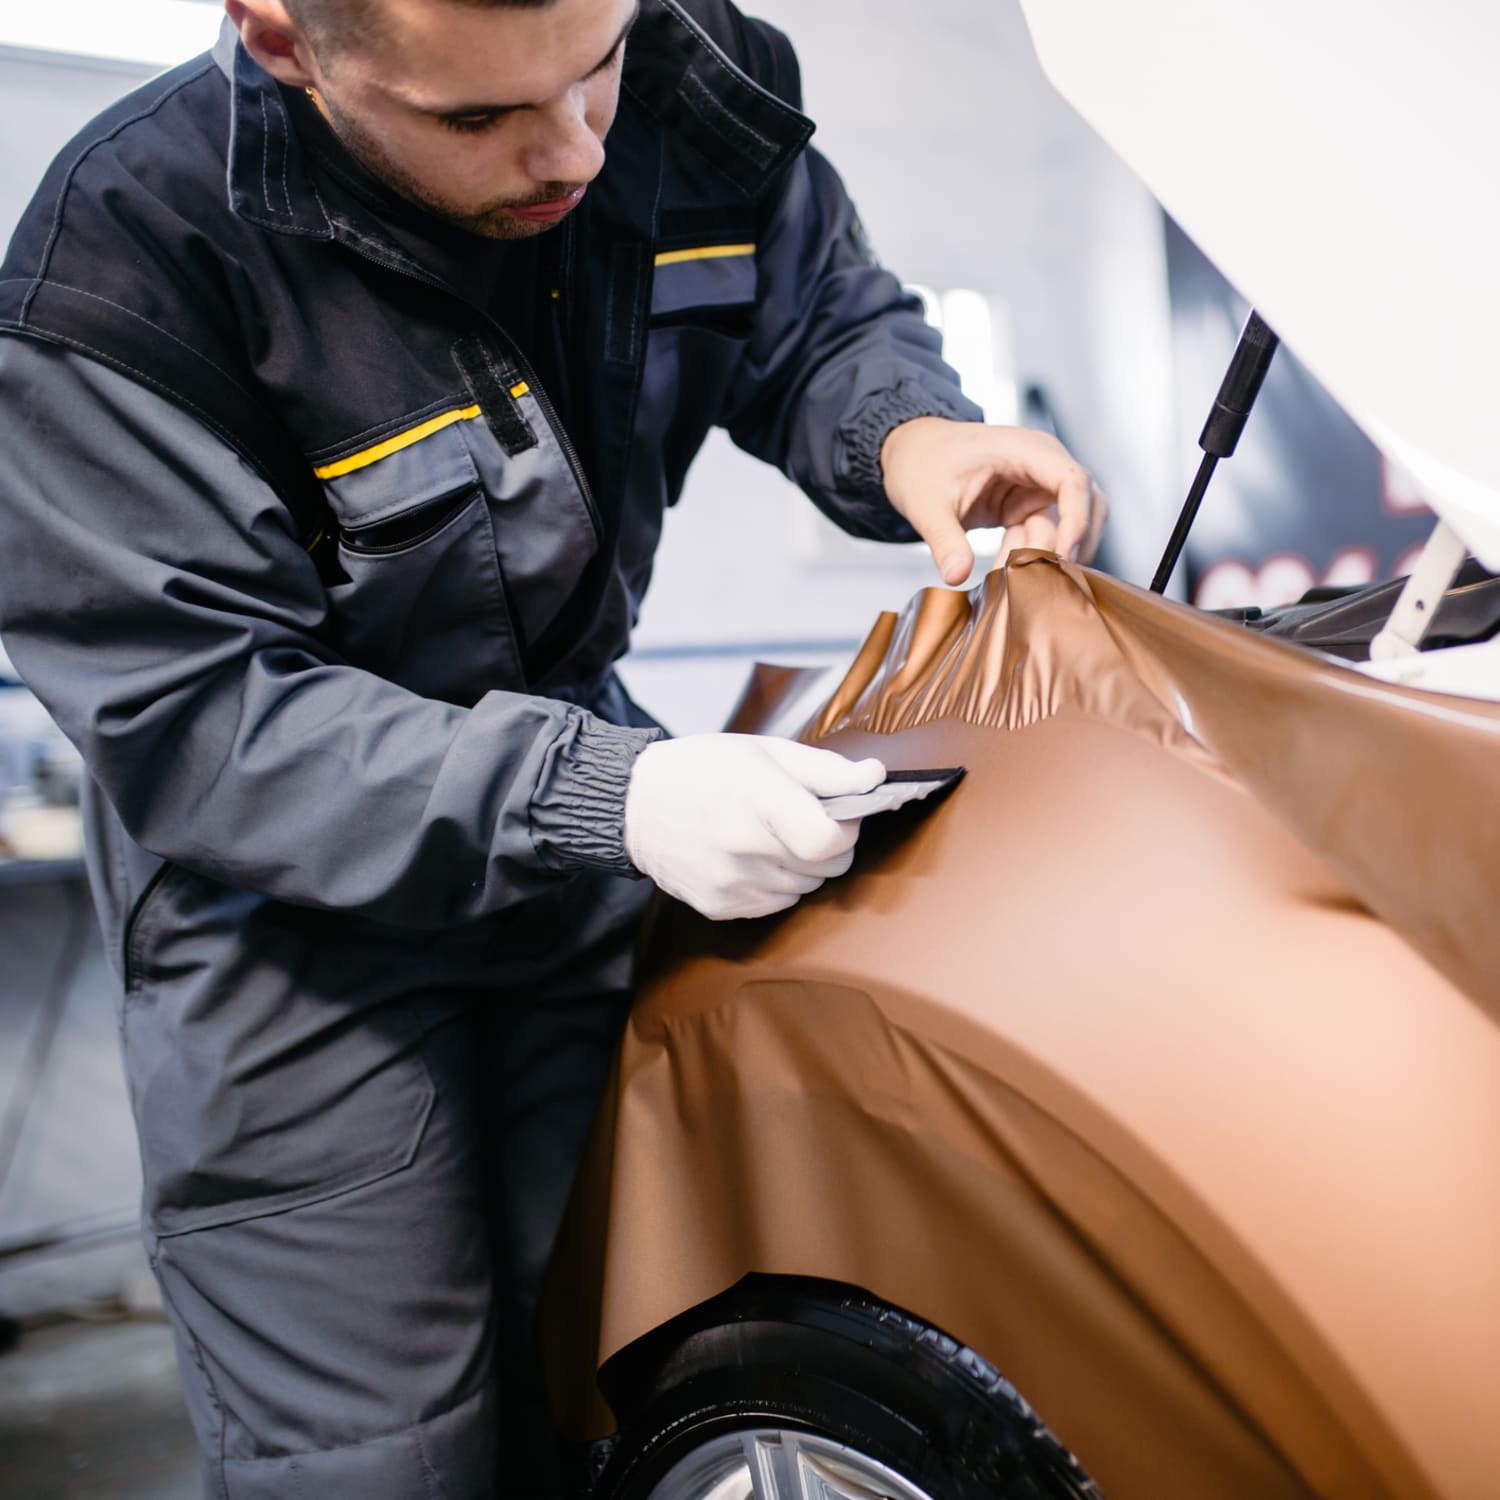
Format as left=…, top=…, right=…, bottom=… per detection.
left=591, top=1275, right=1101, bottom=1500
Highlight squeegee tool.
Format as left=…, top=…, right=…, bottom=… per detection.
left=820, top=767, right=966, bottom=822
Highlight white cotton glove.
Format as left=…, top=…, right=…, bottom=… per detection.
left=623, top=734, right=886, bottom=921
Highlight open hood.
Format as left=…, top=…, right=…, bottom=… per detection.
left=1016, top=0, right=1500, bottom=569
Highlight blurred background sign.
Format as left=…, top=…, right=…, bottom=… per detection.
left=1161, top=217, right=1435, bottom=612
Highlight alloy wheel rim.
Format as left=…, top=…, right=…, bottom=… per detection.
left=645, top=1428, right=939, bottom=1500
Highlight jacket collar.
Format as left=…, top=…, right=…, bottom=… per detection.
left=217, top=1, right=812, bottom=240
left=627, top=0, right=815, bottom=198
left=218, top=19, right=334, bottom=239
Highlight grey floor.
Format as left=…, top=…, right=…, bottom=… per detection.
left=0, top=869, right=201, bottom=1498
left=0, top=1316, right=200, bottom=1500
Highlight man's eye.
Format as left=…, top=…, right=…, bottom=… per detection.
left=584, top=35, right=629, bottom=81
left=440, top=112, right=503, bottom=134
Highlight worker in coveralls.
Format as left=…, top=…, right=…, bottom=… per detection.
left=0, top=0, right=1107, bottom=1493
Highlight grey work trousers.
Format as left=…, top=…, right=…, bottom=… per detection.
left=144, top=988, right=631, bottom=1500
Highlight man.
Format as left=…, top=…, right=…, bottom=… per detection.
left=0, top=0, right=1106, bottom=1493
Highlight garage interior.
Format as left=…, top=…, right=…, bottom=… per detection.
left=0, top=2, right=1462, bottom=1497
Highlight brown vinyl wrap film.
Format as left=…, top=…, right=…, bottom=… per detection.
left=543, top=554, right=1500, bottom=1500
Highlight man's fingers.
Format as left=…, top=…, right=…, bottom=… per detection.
left=743, top=861, right=828, bottom=899
left=1021, top=510, right=1059, bottom=552
left=754, top=844, right=858, bottom=882
left=760, top=740, right=885, bottom=798
left=882, top=419, right=1106, bottom=577
left=931, top=527, right=975, bottom=586
left=906, top=505, right=974, bottom=586
left=758, top=786, right=860, bottom=865
left=995, top=509, right=1057, bottom=566
left=1081, top=482, right=1110, bottom=563
left=990, top=481, right=1107, bottom=568
left=1053, top=462, right=1095, bottom=562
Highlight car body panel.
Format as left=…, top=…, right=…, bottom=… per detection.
left=544, top=555, right=1500, bottom=1499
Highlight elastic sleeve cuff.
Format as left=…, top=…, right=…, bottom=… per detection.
left=839, top=377, right=983, bottom=502
left=530, top=713, right=665, bottom=876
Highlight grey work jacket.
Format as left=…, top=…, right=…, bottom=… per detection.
left=0, top=2, right=979, bottom=1235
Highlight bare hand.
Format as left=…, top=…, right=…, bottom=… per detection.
left=880, top=418, right=1109, bottom=585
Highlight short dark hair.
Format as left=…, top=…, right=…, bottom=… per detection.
left=288, top=0, right=558, bottom=56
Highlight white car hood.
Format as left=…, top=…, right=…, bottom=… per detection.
left=1016, top=0, right=1500, bottom=568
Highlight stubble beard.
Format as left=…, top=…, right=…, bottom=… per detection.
left=324, top=98, right=576, bottom=241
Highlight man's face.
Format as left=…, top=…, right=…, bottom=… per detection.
left=306, top=0, right=639, bottom=239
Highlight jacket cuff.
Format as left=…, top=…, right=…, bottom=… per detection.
left=530, top=713, right=664, bottom=876
left=840, top=377, right=983, bottom=503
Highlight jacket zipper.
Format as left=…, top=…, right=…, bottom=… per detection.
left=329, top=228, right=604, bottom=542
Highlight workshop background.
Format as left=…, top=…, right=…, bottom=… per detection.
left=0, top=2, right=1432, bottom=1495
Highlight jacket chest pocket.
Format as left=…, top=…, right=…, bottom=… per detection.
left=639, top=243, right=760, bottom=488
left=649, top=240, right=758, bottom=339
left=318, top=408, right=525, bottom=704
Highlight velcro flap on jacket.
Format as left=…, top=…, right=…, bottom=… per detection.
left=651, top=242, right=757, bottom=319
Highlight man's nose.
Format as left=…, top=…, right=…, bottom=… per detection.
left=525, top=86, right=605, bottom=186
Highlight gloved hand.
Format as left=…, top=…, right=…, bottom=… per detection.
left=623, top=734, right=886, bottom=921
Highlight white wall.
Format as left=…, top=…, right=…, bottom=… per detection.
left=0, top=53, right=153, bottom=235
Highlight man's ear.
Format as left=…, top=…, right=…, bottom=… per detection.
left=224, top=0, right=319, bottom=88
